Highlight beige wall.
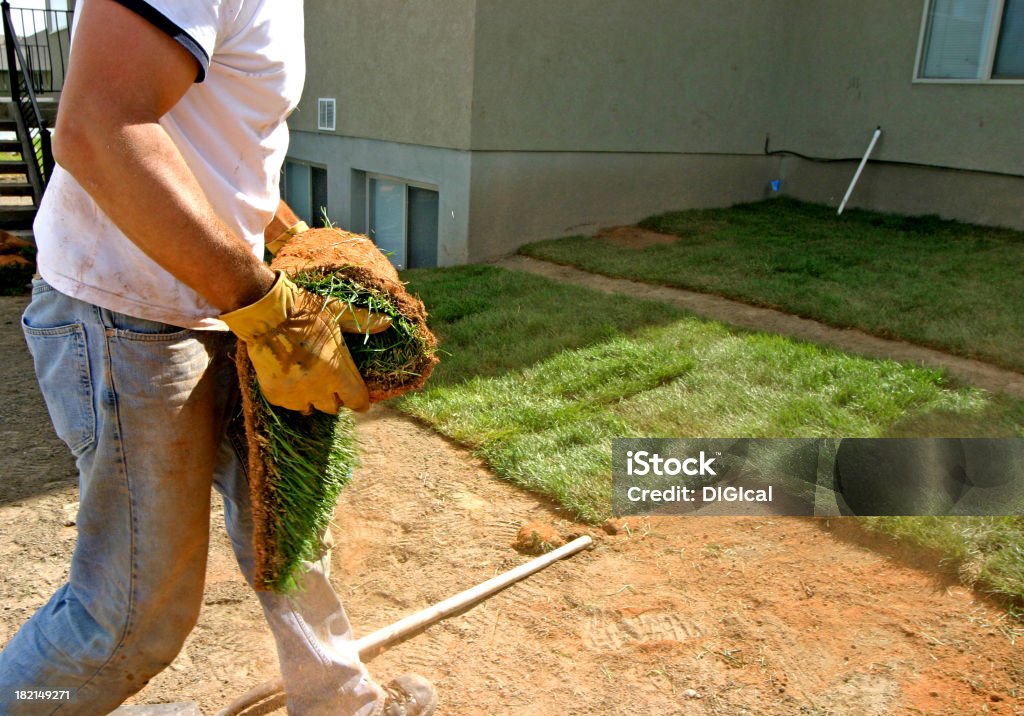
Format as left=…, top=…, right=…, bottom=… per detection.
left=469, top=0, right=786, bottom=153
left=301, top=1, right=1023, bottom=174
left=466, top=0, right=1023, bottom=174
left=467, top=153, right=779, bottom=262
left=296, top=0, right=476, bottom=149
left=780, top=158, right=1024, bottom=230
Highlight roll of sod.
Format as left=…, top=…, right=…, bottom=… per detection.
left=238, top=227, right=439, bottom=592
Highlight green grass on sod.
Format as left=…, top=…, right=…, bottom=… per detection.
left=396, top=265, right=1023, bottom=602
left=519, top=198, right=1024, bottom=372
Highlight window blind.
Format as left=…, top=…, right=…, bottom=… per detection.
left=921, top=0, right=997, bottom=78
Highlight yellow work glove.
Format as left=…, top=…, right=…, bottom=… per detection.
left=221, top=271, right=391, bottom=414
left=266, top=220, right=308, bottom=256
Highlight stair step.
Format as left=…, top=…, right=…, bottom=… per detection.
left=0, top=160, right=28, bottom=175
left=0, top=139, right=21, bottom=154
left=0, top=182, right=33, bottom=196
left=0, top=205, right=37, bottom=230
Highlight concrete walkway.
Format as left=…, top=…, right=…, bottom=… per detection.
left=495, top=255, right=1024, bottom=399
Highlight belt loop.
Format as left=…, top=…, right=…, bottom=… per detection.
left=95, top=304, right=114, bottom=330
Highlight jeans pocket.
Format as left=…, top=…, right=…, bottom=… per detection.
left=21, top=319, right=96, bottom=456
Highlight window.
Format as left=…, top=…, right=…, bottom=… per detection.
left=366, top=175, right=439, bottom=270
left=281, top=161, right=328, bottom=226
left=917, top=0, right=1024, bottom=80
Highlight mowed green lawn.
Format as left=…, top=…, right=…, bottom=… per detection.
left=519, top=198, right=1024, bottom=372
left=400, top=265, right=1021, bottom=519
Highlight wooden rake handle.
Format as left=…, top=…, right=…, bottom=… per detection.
left=215, top=535, right=594, bottom=716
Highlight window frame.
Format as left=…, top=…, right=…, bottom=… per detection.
left=913, top=0, right=1024, bottom=83
left=317, top=98, right=336, bottom=131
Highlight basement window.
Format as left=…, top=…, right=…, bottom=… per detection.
left=366, top=174, right=439, bottom=270
left=916, top=0, right=1024, bottom=81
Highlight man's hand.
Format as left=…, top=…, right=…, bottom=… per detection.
left=221, top=272, right=391, bottom=413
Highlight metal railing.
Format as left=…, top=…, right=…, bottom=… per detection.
left=1, top=3, right=72, bottom=95
left=1, top=1, right=69, bottom=202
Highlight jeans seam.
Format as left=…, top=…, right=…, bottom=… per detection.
left=111, top=328, right=194, bottom=342
left=55, top=328, right=137, bottom=711
left=286, top=601, right=335, bottom=669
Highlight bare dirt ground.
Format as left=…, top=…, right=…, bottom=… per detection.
left=595, top=226, right=682, bottom=249
left=2, top=291, right=1022, bottom=716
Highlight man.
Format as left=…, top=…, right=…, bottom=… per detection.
left=0, top=1, right=436, bottom=714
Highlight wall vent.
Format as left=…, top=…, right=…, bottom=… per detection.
left=317, top=98, right=336, bottom=131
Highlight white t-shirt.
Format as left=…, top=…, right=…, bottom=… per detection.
left=34, top=0, right=305, bottom=329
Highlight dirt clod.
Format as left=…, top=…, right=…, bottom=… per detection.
left=601, top=517, right=633, bottom=535
left=595, top=226, right=680, bottom=249
left=512, top=522, right=565, bottom=555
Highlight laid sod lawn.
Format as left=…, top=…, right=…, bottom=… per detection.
left=519, top=198, right=1024, bottom=372
left=397, top=265, right=1023, bottom=603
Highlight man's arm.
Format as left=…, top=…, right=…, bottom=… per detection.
left=53, top=0, right=275, bottom=313
left=265, top=199, right=303, bottom=245
left=264, top=200, right=308, bottom=256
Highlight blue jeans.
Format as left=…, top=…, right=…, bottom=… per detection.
left=0, top=280, right=384, bottom=715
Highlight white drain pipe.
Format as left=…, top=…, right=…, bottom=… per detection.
left=837, top=126, right=882, bottom=216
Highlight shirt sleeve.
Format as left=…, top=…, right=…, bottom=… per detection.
left=110, top=0, right=225, bottom=82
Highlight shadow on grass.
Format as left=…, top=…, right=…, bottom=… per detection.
left=885, top=397, right=1024, bottom=439
left=402, top=263, right=688, bottom=386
